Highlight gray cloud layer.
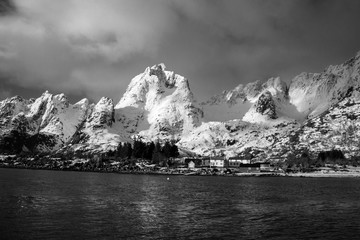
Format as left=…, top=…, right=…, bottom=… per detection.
left=1, top=0, right=360, bottom=102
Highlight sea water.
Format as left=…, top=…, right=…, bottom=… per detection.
left=0, top=168, right=360, bottom=239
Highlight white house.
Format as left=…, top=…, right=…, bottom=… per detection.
left=210, top=157, right=225, bottom=168
left=228, top=157, right=251, bottom=167
left=188, top=161, right=195, bottom=169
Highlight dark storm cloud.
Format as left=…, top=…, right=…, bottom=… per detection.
left=165, top=0, right=360, bottom=99
left=0, top=0, right=360, bottom=102
left=0, top=0, right=175, bottom=101
left=0, top=0, right=16, bottom=15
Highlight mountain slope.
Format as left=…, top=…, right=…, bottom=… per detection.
left=1, top=51, right=360, bottom=159
left=178, top=51, right=360, bottom=157
left=115, top=63, right=203, bottom=140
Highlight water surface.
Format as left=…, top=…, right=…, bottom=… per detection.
left=0, top=168, right=360, bottom=239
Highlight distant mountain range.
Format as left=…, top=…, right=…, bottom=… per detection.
left=1, top=51, right=360, bottom=160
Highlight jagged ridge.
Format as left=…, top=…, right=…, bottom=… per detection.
left=1, top=51, right=360, bottom=160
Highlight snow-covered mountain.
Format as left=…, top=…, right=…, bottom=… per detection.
left=1, top=51, right=360, bottom=159
left=181, top=51, right=360, bottom=157
left=115, top=63, right=203, bottom=139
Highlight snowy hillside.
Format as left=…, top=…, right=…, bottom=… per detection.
left=1, top=51, right=360, bottom=159
left=180, top=51, right=360, bottom=157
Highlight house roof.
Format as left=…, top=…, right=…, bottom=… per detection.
left=239, top=163, right=261, bottom=167
left=185, top=158, right=202, bottom=164
left=258, top=162, right=271, bottom=165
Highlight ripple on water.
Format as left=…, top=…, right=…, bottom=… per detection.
left=0, top=169, right=360, bottom=239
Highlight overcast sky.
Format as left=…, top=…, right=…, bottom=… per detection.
left=1, top=0, right=360, bottom=103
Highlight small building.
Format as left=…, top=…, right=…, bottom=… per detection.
left=188, top=161, right=195, bottom=169
left=184, top=158, right=202, bottom=168
left=210, top=157, right=225, bottom=168
left=173, top=158, right=184, bottom=164
left=201, top=157, right=211, bottom=167
left=238, top=163, right=261, bottom=173
left=260, top=162, right=273, bottom=172
left=228, top=157, right=251, bottom=167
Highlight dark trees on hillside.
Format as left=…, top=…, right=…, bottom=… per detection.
left=162, top=141, right=172, bottom=158
left=113, top=140, right=179, bottom=165
left=125, top=143, right=132, bottom=159
left=150, top=140, right=179, bottom=165
left=152, top=141, right=164, bottom=165
left=0, top=130, right=57, bottom=154
left=144, top=141, right=155, bottom=160
left=283, top=149, right=348, bottom=172
left=318, top=149, right=344, bottom=162
left=170, top=143, right=179, bottom=158
left=0, top=130, right=26, bottom=154
left=317, top=149, right=345, bottom=165
left=132, top=140, right=146, bottom=159
left=116, top=142, right=133, bottom=159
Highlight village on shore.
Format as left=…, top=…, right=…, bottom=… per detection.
left=1, top=153, right=360, bottom=178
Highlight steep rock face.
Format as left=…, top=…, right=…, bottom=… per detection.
left=115, top=63, right=202, bottom=139
left=201, top=77, right=289, bottom=123
left=38, top=93, right=90, bottom=145
left=254, top=91, right=277, bottom=119
left=242, top=91, right=277, bottom=124
left=289, top=52, right=360, bottom=118
left=0, top=96, right=29, bottom=131
left=0, top=96, right=28, bottom=119
left=200, top=83, right=253, bottom=122
left=86, top=97, right=114, bottom=129
left=267, top=94, right=360, bottom=160
left=0, top=91, right=91, bottom=152
left=69, top=97, right=124, bottom=153
left=263, top=77, right=288, bottom=99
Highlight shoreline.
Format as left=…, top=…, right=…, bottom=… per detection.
left=1, top=165, right=360, bottom=178
left=2, top=154, right=360, bottom=178
left=284, top=172, right=360, bottom=178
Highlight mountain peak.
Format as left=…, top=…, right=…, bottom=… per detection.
left=262, top=77, right=288, bottom=98
left=42, top=90, right=51, bottom=95
left=143, top=63, right=166, bottom=78
left=2, top=50, right=360, bottom=158
left=116, top=64, right=191, bottom=109
left=356, top=50, right=360, bottom=58
left=9, top=95, right=25, bottom=103
left=115, top=64, right=202, bottom=139
left=97, top=96, right=113, bottom=106
left=151, top=63, right=166, bottom=71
